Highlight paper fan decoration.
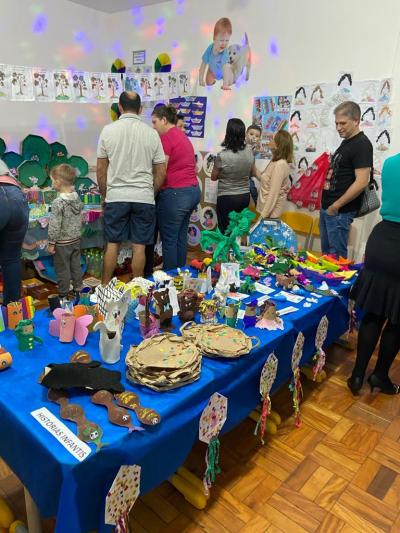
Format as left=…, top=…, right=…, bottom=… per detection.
left=105, top=465, right=140, bottom=532
left=199, top=392, right=227, bottom=494
left=50, top=141, right=68, bottom=158
left=111, top=58, right=126, bottom=74
left=68, top=155, right=89, bottom=177
left=154, top=53, right=172, bottom=73
left=21, top=134, right=51, bottom=167
left=110, top=103, right=121, bottom=122
left=18, top=161, right=47, bottom=187
left=2, top=152, right=23, bottom=176
left=0, top=138, right=6, bottom=157
left=48, top=156, right=69, bottom=171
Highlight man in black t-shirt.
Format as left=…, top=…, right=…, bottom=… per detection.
left=320, top=101, right=372, bottom=258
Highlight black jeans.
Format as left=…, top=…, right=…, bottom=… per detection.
left=0, top=184, right=29, bottom=304
left=217, top=193, right=250, bottom=235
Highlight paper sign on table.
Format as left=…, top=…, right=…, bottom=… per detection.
left=254, top=282, right=275, bottom=295
left=277, top=291, right=305, bottom=303
left=31, top=407, right=91, bottom=461
left=278, top=306, right=299, bottom=316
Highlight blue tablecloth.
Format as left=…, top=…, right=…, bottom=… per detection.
left=0, top=277, right=352, bottom=533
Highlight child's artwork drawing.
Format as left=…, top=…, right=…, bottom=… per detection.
left=53, top=70, right=73, bottom=101
left=33, top=68, right=54, bottom=101
left=10, top=66, right=34, bottom=101
left=71, top=71, right=91, bottom=102
left=0, top=65, right=10, bottom=99
left=199, top=17, right=251, bottom=90
left=107, top=74, right=123, bottom=102
left=89, top=72, right=107, bottom=101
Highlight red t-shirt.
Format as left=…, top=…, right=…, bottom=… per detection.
left=160, top=127, right=198, bottom=189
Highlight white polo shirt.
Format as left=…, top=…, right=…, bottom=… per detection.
left=97, top=113, right=165, bottom=204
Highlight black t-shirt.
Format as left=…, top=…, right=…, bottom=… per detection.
left=321, top=131, right=373, bottom=213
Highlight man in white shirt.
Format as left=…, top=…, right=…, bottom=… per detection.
left=97, top=91, right=166, bottom=282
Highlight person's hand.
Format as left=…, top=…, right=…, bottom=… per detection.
left=327, top=204, right=339, bottom=216
left=47, top=244, right=56, bottom=255
left=221, top=85, right=231, bottom=91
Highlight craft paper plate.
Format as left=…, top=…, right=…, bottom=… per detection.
left=2, top=152, right=23, bottom=175
left=18, top=160, right=47, bottom=187
left=48, top=156, right=69, bottom=171
left=68, top=155, right=89, bottom=177
left=0, top=138, right=6, bottom=157
left=154, top=53, right=172, bottom=73
left=21, top=134, right=51, bottom=167
left=50, top=141, right=68, bottom=158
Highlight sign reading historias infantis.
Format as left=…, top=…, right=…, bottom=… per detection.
left=31, top=407, right=91, bottom=461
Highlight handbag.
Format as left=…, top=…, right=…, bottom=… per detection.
left=355, top=173, right=381, bottom=218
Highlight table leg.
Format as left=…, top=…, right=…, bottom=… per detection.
left=24, top=487, right=43, bottom=533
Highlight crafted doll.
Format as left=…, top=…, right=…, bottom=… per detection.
left=14, top=319, right=43, bottom=351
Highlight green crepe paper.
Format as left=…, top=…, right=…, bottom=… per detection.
left=18, top=160, right=48, bottom=187
left=0, top=138, right=6, bottom=157
left=21, top=134, right=52, bottom=167
left=68, top=155, right=89, bottom=178
left=2, top=152, right=23, bottom=175
left=50, top=141, right=68, bottom=159
left=200, top=208, right=256, bottom=265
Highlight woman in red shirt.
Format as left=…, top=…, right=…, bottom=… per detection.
left=151, top=105, right=200, bottom=270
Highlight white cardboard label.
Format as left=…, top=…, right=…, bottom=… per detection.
left=31, top=407, right=91, bottom=461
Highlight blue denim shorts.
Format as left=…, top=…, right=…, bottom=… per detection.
left=104, top=201, right=156, bottom=244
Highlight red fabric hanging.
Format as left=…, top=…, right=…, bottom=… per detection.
left=288, top=152, right=330, bottom=212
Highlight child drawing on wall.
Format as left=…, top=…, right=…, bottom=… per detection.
left=199, top=17, right=234, bottom=90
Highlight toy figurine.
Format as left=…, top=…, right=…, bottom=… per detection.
left=256, top=301, right=284, bottom=331
left=93, top=296, right=129, bottom=364
left=153, top=288, right=173, bottom=329
left=178, top=289, right=199, bottom=323
left=14, top=319, right=43, bottom=351
left=199, top=299, right=218, bottom=324
left=243, top=301, right=258, bottom=329
left=240, top=276, right=256, bottom=295
left=276, top=274, right=297, bottom=290
left=49, top=309, right=93, bottom=345
left=225, top=302, right=240, bottom=327
left=0, top=346, right=12, bottom=370
left=7, top=301, right=23, bottom=330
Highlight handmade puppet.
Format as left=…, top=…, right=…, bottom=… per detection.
left=93, top=296, right=129, bottom=364
left=0, top=346, right=12, bottom=370
left=199, top=299, right=218, bottom=324
left=138, top=289, right=159, bottom=339
left=14, top=319, right=43, bottom=351
left=225, top=302, right=240, bottom=327
left=6, top=302, right=23, bottom=330
left=256, top=301, right=284, bottom=331
left=49, top=309, right=93, bottom=346
left=153, top=288, right=173, bottom=329
left=243, top=301, right=258, bottom=329
left=178, top=289, right=199, bottom=323
left=275, top=274, right=297, bottom=290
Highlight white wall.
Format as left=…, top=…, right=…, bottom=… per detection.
left=2, top=0, right=399, bottom=257
left=0, top=0, right=114, bottom=160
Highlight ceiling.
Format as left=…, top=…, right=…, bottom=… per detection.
left=66, top=0, right=172, bottom=13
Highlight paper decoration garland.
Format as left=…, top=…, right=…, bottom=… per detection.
left=289, top=332, right=304, bottom=427
left=255, top=353, right=278, bottom=444
left=312, top=316, right=329, bottom=379
left=105, top=465, right=140, bottom=532
left=154, top=52, right=172, bottom=73
left=199, top=392, right=227, bottom=494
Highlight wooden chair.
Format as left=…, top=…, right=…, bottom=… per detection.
left=280, top=211, right=314, bottom=249
left=308, top=216, right=322, bottom=255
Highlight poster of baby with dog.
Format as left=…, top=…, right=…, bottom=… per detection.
left=199, top=17, right=251, bottom=90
